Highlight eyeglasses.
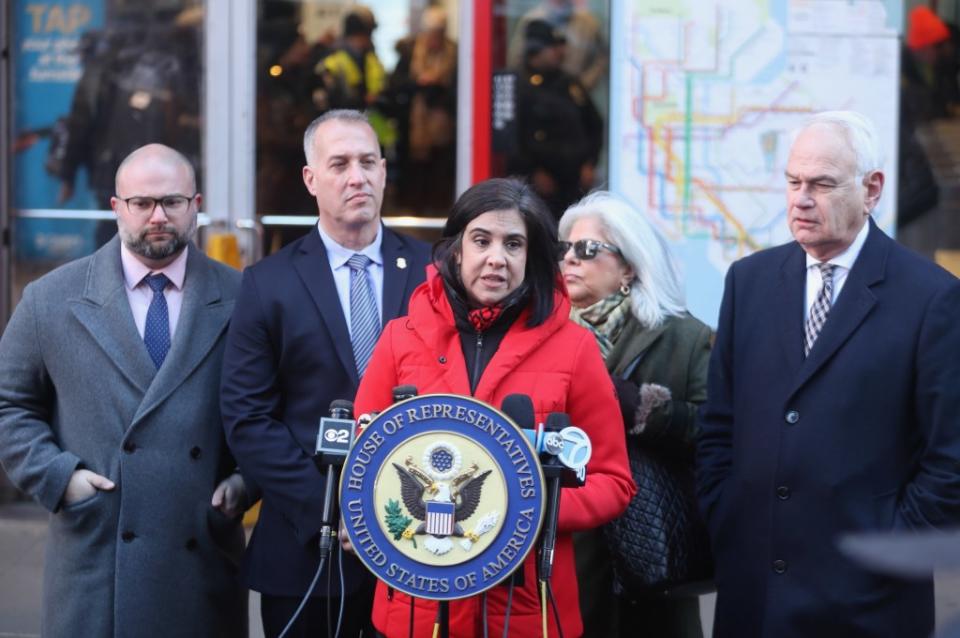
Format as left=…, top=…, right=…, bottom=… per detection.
left=557, top=239, right=623, bottom=261
left=118, top=194, right=196, bottom=217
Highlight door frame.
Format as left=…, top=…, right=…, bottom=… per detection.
left=1, top=0, right=11, bottom=332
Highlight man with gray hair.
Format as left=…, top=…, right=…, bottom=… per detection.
left=0, top=144, right=252, bottom=636
left=221, top=109, right=431, bottom=637
left=697, top=111, right=960, bottom=637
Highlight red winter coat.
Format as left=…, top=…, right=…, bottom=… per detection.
left=354, top=268, right=635, bottom=638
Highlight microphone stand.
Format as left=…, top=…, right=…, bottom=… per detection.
left=439, top=600, right=450, bottom=638
left=538, top=456, right=564, bottom=583
left=318, top=402, right=352, bottom=559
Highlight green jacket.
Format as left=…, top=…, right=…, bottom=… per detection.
left=606, top=312, right=712, bottom=451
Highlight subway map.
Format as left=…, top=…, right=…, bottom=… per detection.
left=609, top=0, right=902, bottom=324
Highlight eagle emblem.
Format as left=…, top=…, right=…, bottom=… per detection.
left=385, top=441, right=499, bottom=555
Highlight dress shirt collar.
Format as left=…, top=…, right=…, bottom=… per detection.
left=804, top=217, right=870, bottom=271
left=316, top=221, right=383, bottom=268
left=121, top=242, right=188, bottom=291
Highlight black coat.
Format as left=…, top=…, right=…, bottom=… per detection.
left=697, top=219, right=960, bottom=637
left=220, top=225, right=430, bottom=596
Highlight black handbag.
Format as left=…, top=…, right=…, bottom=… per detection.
left=604, top=439, right=714, bottom=598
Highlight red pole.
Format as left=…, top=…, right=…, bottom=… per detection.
left=472, top=0, right=493, bottom=183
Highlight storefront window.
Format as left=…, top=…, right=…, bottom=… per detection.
left=256, top=1, right=460, bottom=252
left=492, top=0, right=610, bottom=222
left=9, top=1, right=205, bottom=304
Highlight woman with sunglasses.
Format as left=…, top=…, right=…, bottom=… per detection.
left=354, top=178, right=635, bottom=637
left=559, top=191, right=713, bottom=638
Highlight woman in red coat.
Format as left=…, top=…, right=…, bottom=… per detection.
left=354, top=178, right=635, bottom=637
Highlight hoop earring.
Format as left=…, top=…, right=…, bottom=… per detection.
left=620, top=282, right=631, bottom=296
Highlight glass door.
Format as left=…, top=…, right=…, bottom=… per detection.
left=482, top=0, right=611, bottom=222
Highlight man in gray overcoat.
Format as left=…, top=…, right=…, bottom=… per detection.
left=0, top=144, right=252, bottom=637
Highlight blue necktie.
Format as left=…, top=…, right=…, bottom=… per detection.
left=143, top=273, right=171, bottom=369
left=347, top=254, right=381, bottom=377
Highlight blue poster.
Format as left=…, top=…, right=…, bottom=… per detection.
left=13, top=1, right=105, bottom=258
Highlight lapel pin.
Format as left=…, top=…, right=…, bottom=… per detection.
left=396, top=257, right=407, bottom=270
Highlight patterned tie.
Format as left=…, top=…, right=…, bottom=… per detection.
left=347, top=254, right=381, bottom=376
left=143, top=273, right=171, bottom=369
left=804, top=263, right=835, bottom=357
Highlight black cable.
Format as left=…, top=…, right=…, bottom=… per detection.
left=326, top=551, right=334, bottom=638
left=277, top=555, right=327, bottom=638
left=481, top=591, right=489, bottom=638
left=408, top=594, right=415, bottom=638
left=501, top=578, right=515, bottom=638
left=336, top=542, right=347, bottom=638
left=546, top=581, right=565, bottom=638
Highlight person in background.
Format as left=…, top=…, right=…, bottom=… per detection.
left=697, top=110, right=960, bottom=637
left=220, top=109, right=431, bottom=638
left=507, top=0, right=608, bottom=93
left=509, top=19, right=603, bottom=221
left=405, top=6, right=457, bottom=213
left=353, top=178, right=635, bottom=637
left=559, top=192, right=712, bottom=638
left=0, top=144, right=252, bottom=637
left=902, top=5, right=960, bottom=121
left=313, top=7, right=386, bottom=113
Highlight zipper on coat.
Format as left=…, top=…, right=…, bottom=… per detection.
left=470, top=331, right=484, bottom=394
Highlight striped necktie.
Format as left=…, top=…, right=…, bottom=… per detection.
left=347, top=254, right=381, bottom=376
left=804, top=263, right=835, bottom=357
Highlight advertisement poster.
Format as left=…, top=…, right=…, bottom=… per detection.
left=13, top=1, right=105, bottom=259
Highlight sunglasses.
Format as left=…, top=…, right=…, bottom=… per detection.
left=557, top=239, right=623, bottom=261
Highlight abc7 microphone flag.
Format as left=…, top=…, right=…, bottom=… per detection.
left=339, top=394, right=547, bottom=600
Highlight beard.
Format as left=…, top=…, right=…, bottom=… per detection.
left=120, top=219, right=195, bottom=261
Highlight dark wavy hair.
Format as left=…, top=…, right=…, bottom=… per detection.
left=433, top=178, right=560, bottom=327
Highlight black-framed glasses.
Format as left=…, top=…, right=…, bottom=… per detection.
left=118, top=194, right=196, bottom=217
left=557, top=239, right=623, bottom=261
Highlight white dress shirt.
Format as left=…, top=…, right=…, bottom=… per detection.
left=803, top=220, right=870, bottom=323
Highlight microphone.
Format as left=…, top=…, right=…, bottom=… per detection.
left=316, top=399, right=355, bottom=463
left=392, top=385, right=418, bottom=402
left=538, top=412, right=573, bottom=582
left=501, top=393, right=535, bottom=429
left=315, top=400, right=356, bottom=558
left=542, top=415, right=591, bottom=488
left=500, top=394, right=536, bottom=588
left=501, top=395, right=590, bottom=486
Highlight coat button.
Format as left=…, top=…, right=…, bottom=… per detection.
left=785, top=410, right=800, bottom=424
left=121, top=531, right=136, bottom=543
left=185, top=538, right=198, bottom=551
left=773, top=559, right=787, bottom=574
left=776, top=486, right=791, bottom=500
left=123, top=441, right=136, bottom=453
left=438, top=356, right=447, bottom=364
left=189, top=447, right=202, bottom=459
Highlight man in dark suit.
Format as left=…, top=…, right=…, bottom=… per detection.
left=0, top=144, right=251, bottom=636
left=697, top=111, right=960, bottom=638
left=220, top=109, right=431, bottom=637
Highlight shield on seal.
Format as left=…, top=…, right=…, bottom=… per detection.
left=425, top=501, right=455, bottom=536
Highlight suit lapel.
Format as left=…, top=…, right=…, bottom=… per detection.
left=775, top=245, right=807, bottom=375
left=789, top=220, right=886, bottom=396
left=69, top=237, right=156, bottom=396
left=381, top=227, right=417, bottom=322
left=293, top=227, right=359, bottom=386
left=131, top=247, right=233, bottom=426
